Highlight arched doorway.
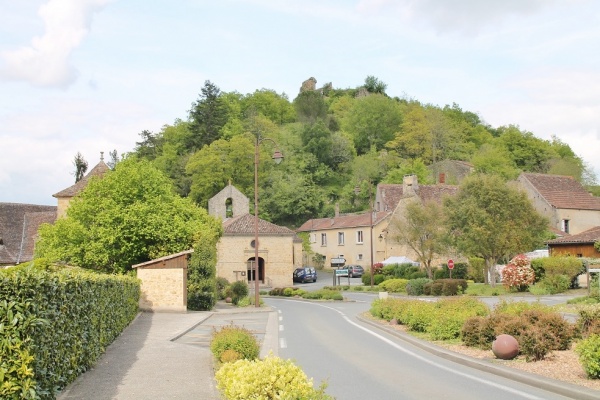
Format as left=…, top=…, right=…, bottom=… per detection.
left=247, top=257, right=264, bottom=284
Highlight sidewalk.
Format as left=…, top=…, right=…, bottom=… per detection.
left=57, top=304, right=278, bottom=400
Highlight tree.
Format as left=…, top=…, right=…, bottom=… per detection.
left=107, top=149, right=119, bottom=169
left=343, top=94, right=403, bottom=154
left=135, top=129, right=163, bottom=160
left=36, top=157, right=221, bottom=274
left=293, top=90, right=327, bottom=124
left=470, top=143, right=520, bottom=180
left=300, top=120, right=333, bottom=166
left=363, top=75, right=387, bottom=95
left=186, top=135, right=255, bottom=208
left=444, top=174, right=548, bottom=286
left=390, top=199, right=448, bottom=279
left=188, top=80, right=229, bottom=150
left=72, top=152, right=88, bottom=183
left=383, top=158, right=431, bottom=185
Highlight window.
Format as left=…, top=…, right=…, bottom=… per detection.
left=338, top=232, right=345, bottom=245
left=357, top=253, right=363, bottom=261
left=311, top=233, right=317, bottom=243
left=321, top=233, right=327, bottom=246
left=357, top=230, right=364, bottom=244
left=561, top=219, right=570, bottom=234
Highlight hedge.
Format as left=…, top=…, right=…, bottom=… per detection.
left=0, top=265, right=140, bottom=399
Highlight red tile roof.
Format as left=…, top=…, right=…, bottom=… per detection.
left=376, top=184, right=404, bottom=212
left=53, top=161, right=110, bottom=198
left=521, top=173, right=600, bottom=210
left=223, top=213, right=296, bottom=236
left=546, top=226, right=600, bottom=245
left=297, top=211, right=391, bottom=232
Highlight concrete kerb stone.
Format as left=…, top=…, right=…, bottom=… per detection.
left=357, top=314, right=600, bottom=400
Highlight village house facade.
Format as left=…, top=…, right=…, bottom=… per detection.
left=297, top=211, right=392, bottom=269
left=518, top=172, right=600, bottom=236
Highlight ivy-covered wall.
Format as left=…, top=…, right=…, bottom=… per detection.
left=0, top=266, right=140, bottom=399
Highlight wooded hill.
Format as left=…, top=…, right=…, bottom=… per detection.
left=131, top=76, right=598, bottom=228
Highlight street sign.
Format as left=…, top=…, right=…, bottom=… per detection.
left=331, top=257, right=346, bottom=265
left=448, top=259, right=454, bottom=270
left=335, top=269, right=348, bottom=276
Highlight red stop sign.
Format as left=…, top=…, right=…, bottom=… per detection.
left=448, top=259, right=454, bottom=270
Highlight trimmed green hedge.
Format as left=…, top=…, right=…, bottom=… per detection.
left=0, top=266, right=139, bottom=399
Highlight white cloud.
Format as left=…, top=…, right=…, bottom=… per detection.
left=0, top=0, right=112, bottom=88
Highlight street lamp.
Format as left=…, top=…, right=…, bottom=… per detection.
left=253, top=134, right=283, bottom=307
left=355, top=180, right=375, bottom=288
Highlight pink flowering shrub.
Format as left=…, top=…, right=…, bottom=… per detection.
left=502, top=254, right=535, bottom=292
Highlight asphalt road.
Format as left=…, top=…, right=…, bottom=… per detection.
left=264, top=295, right=581, bottom=400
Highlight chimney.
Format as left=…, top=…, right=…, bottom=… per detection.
left=439, top=173, right=446, bottom=184
left=334, top=202, right=340, bottom=217
left=403, top=174, right=419, bottom=197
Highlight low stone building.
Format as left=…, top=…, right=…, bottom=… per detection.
left=132, top=250, right=192, bottom=312
left=209, top=184, right=300, bottom=288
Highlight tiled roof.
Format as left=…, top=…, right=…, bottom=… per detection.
left=546, top=226, right=600, bottom=245
left=418, top=185, right=459, bottom=203
left=376, top=183, right=458, bottom=211
left=376, top=184, right=404, bottom=212
left=53, top=161, right=110, bottom=198
left=297, top=211, right=391, bottom=232
left=0, top=203, right=57, bottom=264
left=223, top=213, right=295, bottom=235
left=521, top=173, right=600, bottom=210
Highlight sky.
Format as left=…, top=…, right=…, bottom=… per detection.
left=1, top=0, right=599, bottom=206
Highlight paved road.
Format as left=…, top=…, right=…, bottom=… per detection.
left=266, top=296, right=596, bottom=400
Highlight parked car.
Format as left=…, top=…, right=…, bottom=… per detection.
left=348, top=265, right=364, bottom=278
left=293, top=267, right=317, bottom=283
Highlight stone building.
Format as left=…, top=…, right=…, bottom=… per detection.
left=209, top=184, right=300, bottom=288
left=53, top=155, right=110, bottom=218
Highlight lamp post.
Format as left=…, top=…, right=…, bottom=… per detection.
left=355, top=180, right=375, bottom=288
left=253, top=134, right=283, bottom=307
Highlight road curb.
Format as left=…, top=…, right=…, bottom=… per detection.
left=357, top=314, right=600, bottom=400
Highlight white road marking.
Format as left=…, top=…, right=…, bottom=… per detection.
left=279, top=324, right=284, bottom=331
left=279, top=337, right=287, bottom=349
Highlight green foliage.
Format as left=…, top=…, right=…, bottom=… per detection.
left=461, top=303, right=576, bottom=361
left=434, top=263, right=468, bottom=280
left=578, top=306, right=600, bottom=338
left=406, top=278, right=432, bottom=296
left=188, top=80, right=229, bottom=150
left=532, top=257, right=584, bottom=291
left=576, top=335, right=600, bottom=379
left=378, top=279, right=409, bottom=293
left=467, top=257, right=485, bottom=283
left=210, top=325, right=260, bottom=363
left=444, top=174, right=548, bottom=285
left=229, top=281, right=249, bottom=305
left=0, top=266, right=139, bottom=398
left=36, top=157, right=219, bottom=274
left=215, top=355, right=333, bottom=400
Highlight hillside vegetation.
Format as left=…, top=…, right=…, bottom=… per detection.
left=130, top=77, right=597, bottom=228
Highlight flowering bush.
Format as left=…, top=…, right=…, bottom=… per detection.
left=502, top=254, right=535, bottom=292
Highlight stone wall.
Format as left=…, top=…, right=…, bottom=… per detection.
left=137, top=265, right=187, bottom=312
left=208, top=184, right=250, bottom=219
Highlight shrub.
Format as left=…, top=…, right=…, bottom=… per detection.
left=210, top=325, right=260, bottom=363
left=540, top=274, right=571, bottom=294
left=576, top=335, right=600, bottom=379
left=493, top=300, right=551, bottom=316
left=215, top=355, right=333, bottom=399
left=216, top=277, right=230, bottom=300
left=188, top=280, right=216, bottom=310
left=502, top=254, right=535, bottom=292
left=406, top=278, right=432, bottom=296
left=435, top=262, right=468, bottom=280
left=461, top=316, right=500, bottom=349
left=378, top=279, right=409, bottom=293
left=230, top=280, right=249, bottom=304
left=534, top=256, right=584, bottom=288
left=468, top=257, right=485, bottom=283
left=302, top=289, right=343, bottom=300
left=578, top=306, right=600, bottom=337
left=0, top=266, right=139, bottom=399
